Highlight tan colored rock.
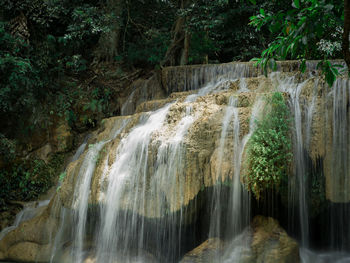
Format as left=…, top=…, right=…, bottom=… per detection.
left=135, top=98, right=173, bottom=113
left=121, top=73, right=166, bottom=116
left=56, top=85, right=258, bottom=220
left=7, top=242, right=51, bottom=262
left=33, top=143, right=53, bottom=163
left=0, top=205, right=58, bottom=262
left=51, top=122, right=73, bottom=152
left=180, top=238, right=225, bottom=263
left=251, top=216, right=300, bottom=263
left=182, top=216, right=299, bottom=263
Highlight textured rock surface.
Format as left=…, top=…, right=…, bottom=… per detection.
left=180, top=216, right=299, bottom=263
left=179, top=238, right=225, bottom=263
left=51, top=122, right=74, bottom=153
left=251, top=216, right=300, bottom=263
left=0, top=202, right=58, bottom=262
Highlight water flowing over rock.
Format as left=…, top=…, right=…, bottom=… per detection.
left=0, top=61, right=350, bottom=263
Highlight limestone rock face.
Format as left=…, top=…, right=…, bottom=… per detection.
left=179, top=238, right=225, bottom=263
left=251, top=216, right=300, bottom=263
left=180, top=216, right=299, bottom=263
left=121, top=72, right=166, bottom=116
left=0, top=203, right=58, bottom=262
left=7, top=242, right=51, bottom=262
left=33, top=143, right=53, bottom=163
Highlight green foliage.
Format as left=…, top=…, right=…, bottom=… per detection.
left=0, top=133, right=16, bottom=162
left=64, top=5, right=109, bottom=42
left=249, top=0, right=344, bottom=86
left=0, top=22, right=40, bottom=115
left=0, top=153, right=64, bottom=210
left=244, top=92, right=292, bottom=199
left=126, top=29, right=171, bottom=66
left=188, top=31, right=218, bottom=64
left=59, top=171, right=67, bottom=183
left=316, top=60, right=344, bottom=87
left=183, top=0, right=269, bottom=63
left=82, top=86, right=112, bottom=125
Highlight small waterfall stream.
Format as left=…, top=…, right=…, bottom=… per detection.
left=274, top=73, right=310, bottom=246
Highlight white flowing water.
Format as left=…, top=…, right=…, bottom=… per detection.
left=166, top=63, right=252, bottom=94
left=95, top=105, right=173, bottom=262
left=72, top=141, right=108, bottom=263
left=329, top=78, right=350, bottom=252
left=208, top=96, right=237, bottom=240
left=271, top=73, right=350, bottom=262
left=50, top=120, right=131, bottom=263
left=273, top=73, right=310, bottom=247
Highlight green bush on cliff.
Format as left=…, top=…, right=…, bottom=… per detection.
left=244, top=92, right=292, bottom=199
left=0, top=153, right=65, bottom=210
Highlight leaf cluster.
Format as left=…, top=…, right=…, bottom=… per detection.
left=244, top=92, right=292, bottom=199
left=249, top=0, right=344, bottom=86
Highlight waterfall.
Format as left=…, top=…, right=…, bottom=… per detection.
left=4, top=61, right=350, bottom=263
left=165, top=63, right=252, bottom=94
left=50, top=120, right=131, bottom=263
left=95, top=104, right=173, bottom=262
left=208, top=96, right=237, bottom=240
left=329, top=79, right=350, bottom=250
left=72, top=141, right=108, bottom=263
left=272, top=72, right=310, bottom=246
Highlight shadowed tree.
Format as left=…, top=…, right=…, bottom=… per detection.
left=161, top=0, right=192, bottom=66
left=94, top=0, right=125, bottom=63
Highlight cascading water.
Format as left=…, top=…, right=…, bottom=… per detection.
left=95, top=105, right=173, bottom=262
left=273, top=73, right=310, bottom=246
left=72, top=141, right=108, bottom=263
left=220, top=97, right=264, bottom=262
left=271, top=71, right=350, bottom=262
left=328, top=78, right=350, bottom=252
left=3, top=61, right=350, bottom=263
left=50, top=120, right=131, bottom=263
left=208, top=96, right=237, bottom=241
left=54, top=64, right=255, bottom=263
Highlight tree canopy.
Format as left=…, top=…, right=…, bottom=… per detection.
left=0, top=0, right=346, bottom=151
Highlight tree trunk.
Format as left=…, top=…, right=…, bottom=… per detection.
left=180, top=31, right=190, bottom=65
left=343, top=0, right=350, bottom=69
left=161, top=0, right=191, bottom=67
left=94, top=0, right=124, bottom=63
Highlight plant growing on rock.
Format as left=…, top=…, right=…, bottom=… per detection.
left=244, top=92, right=292, bottom=199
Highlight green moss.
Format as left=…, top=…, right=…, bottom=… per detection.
left=244, top=92, right=292, bottom=199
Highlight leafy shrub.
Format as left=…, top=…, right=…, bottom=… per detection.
left=249, top=0, right=344, bottom=86
left=0, top=134, right=16, bottom=162
left=0, top=153, right=64, bottom=210
left=126, top=29, right=170, bottom=66
left=244, top=92, right=292, bottom=199
left=189, top=31, right=218, bottom=64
